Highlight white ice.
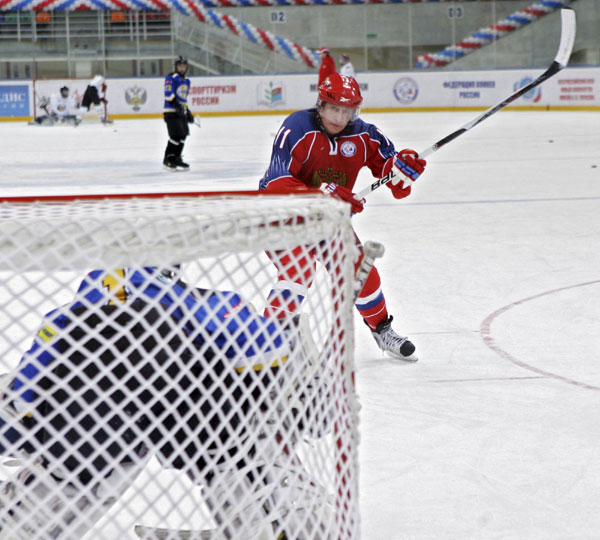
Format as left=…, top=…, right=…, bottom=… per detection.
left=1, top=109, right=600, bottom=540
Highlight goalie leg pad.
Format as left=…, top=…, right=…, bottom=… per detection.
left=0, top=457, right=145, bottom=539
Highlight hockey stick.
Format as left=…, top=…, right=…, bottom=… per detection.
left=102, top=101, right=114, bottom=125
left=356, top=6, right=576, bottom=201
left=40, top=101, right=55, bottom=126
left=134, top=525, right=212, bottom=539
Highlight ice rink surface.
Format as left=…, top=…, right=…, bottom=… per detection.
left=2, top=108, right=600, bottom=539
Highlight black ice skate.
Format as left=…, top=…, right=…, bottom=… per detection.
left=163, top=157, right=177, bottom=172
left=175, top=156, right=190, bottom=171
left=372, top=316, right=418, bottom=362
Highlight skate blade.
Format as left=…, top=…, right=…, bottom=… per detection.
left=385, top=350, right=418, bottom=363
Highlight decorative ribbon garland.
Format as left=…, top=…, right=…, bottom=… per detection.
left=0, top=0, right=321, bottom=66
left=0, top=0, right=461, bottom=7
left=415, top=0, right=571, bottom=68
left=0, top=0, right=457, bottom=67
left=0, top=0, right=570, bottom=68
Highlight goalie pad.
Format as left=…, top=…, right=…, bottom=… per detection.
left=0, top=456, right=144, bottom=539
left=185, top=314, right=334, bottom=540
left=200, top=410, right=334, bottom=540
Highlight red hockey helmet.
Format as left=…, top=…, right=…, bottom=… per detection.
left=318, top=73, right=362, bottom=110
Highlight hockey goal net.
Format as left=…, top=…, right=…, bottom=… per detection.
left=0, top=192, right=360, bottom=540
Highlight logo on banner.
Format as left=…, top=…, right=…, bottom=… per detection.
left=513, top=77, right=541, bottom=103
left=0, top=85, right=29, bottom=117
left=259, top=81, right=285, bottom=107
left=393, top=77, right=418, bottom=104
left=125, top=86, right=148, bottom=111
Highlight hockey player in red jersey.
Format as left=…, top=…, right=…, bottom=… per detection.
left=259, top=73, right=426, bottom=362
left=317, top=47, right=336, bottom=87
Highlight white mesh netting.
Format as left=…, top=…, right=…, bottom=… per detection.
left=0, top=193, right=360, bottom=540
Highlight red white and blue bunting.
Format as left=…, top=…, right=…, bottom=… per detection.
left=0, top=0, right=460, bottom=68
left=0, top=0, right=323, bottom=67
left=0, top=0, right=571, bottom=69
left=0, top=0, right=460, bottom=6
left=415, top=0, right=572, bottom=68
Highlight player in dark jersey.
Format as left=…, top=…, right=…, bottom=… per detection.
left=0, top=266, right=321, bottom=538
left=163, top=56, right=194, bottom=171
left=259, top=73, right=427, bottom=363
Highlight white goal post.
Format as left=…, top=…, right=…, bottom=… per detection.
left=0, top=191, right=361, bottom=540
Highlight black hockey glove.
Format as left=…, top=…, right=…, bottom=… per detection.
left=186, top=109, right=194, bottom=124
left=173, top=100, right=186, bottom=119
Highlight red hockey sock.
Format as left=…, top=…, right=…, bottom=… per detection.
left=354, top=264, right=388, bottom=330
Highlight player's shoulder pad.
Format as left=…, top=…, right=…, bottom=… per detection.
left=276, top=109, right=319, bottom=147
left=287, top=108, right=318, bottom=130
left=345, top=116, right=375, bottom=136
left=350, top=117, right=393, bottom=146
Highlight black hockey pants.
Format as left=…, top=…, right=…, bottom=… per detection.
left=164, top=113, right=189, bottom=160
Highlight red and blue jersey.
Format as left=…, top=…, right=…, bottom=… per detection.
left=260, top=108, right=396, bottom=330
left=164, top=72, right=190, bottom=113
left=318, top=56, right=336, bottom=87
left=259, top=108, right=397, bottom=193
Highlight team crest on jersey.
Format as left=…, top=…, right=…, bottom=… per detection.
left=340, top=141, right=357, bottom=158
left=312, top=167, right=347, bottom=188
left=177, top=84, right=189, bottom=99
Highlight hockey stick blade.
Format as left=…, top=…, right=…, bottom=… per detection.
left=356, top=7, right=576, bottom=200
left=134, top=525, right=214, bottom=539
left=354, top=240, right=385, bottom=301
